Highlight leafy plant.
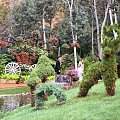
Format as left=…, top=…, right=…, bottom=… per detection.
left=36, top=55, right=55, bottom=82
left=0, top=54, right=6, bottom=75
left=27, top=55, right=55, bottom=107
left=68, top=69, right=78, bottom=76
left=0, top=74, right=29, bottom=82
left=78, top=61, right=102, bottom=97
left=34, top=82, right=66, bottom=109
left=47, top=76, right=55, bottom=81
left=27, top=69, right=40, bottom=87
left=78, top=25, right=120, bottom=97
left=101, top=25, right=120, bottom=96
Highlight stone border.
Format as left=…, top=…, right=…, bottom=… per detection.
left=0, top=93, right=31, bottom=112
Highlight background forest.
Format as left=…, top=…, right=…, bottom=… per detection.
left=0, top=0, right=120, bottom=68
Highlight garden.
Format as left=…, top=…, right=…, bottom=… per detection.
left=0, top=0, right=120, bottom=120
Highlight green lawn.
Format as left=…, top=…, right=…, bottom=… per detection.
left=1, top=79, right=120, bottom=120
left=0, top=87, right=29, bottom=95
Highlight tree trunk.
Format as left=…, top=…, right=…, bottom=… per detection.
left=67, top=0, right=77, bottom=69
left=30, top=86, right=36, bottom=107
left=93, top=0, right=101, bottom=59
left=43, top=6, right=47, bottom=50
left=91, top=10, right=94, bottom=57
left=100, top=0, right=110, bottom=58
left=106, top=83, right=115, bottom=96
left=109, top=0, right=118, bottom=39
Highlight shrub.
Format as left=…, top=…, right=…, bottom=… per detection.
left=27, top=55, right=55, bottom=107
left=27, top=69, right=40, bottom=87
left=101, top=25, right=120, bottom=96
left=1, top=74, right=29, bottom=82
left=36, top=55, right=55, bottom=83
left=34, top=83, right=66, bottom=109
left=27, top=55, right=55, bottom=87
left=0, top=54, right=6, bottom=75
left=78, top=61, right=102, bottom=97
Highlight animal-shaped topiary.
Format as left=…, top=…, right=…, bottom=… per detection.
left=78, top=61, right=102, bottom=97
left=34, top=83, right=66, bottom=109
left=78, top=25, right=120, bottom=97
left=101, top=25, right=120, bottom=96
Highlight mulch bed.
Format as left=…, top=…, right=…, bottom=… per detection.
left=0, top=79, right=27, bottom=90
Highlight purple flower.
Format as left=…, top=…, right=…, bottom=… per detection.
left=66, top=69, right=78, bottom=76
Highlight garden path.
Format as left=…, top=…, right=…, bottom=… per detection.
left=0, top=79, right=27, bottom=90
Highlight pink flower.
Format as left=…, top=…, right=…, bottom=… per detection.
left=66, top=69, right=78, bottom=76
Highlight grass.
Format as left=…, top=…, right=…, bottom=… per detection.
left=1, top=79, right=120, bottom=120
left=0, top=87, right=30, bottom=95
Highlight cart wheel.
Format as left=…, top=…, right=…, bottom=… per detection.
left=29, top=64, right=37, bottom=71
left=5, top=62, right=21, bottom=74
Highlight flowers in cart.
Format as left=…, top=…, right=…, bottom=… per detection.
left=66, top=68, right=78, bottom=76
left=66, top=68, right=79, bottom=81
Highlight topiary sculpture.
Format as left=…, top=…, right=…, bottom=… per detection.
left=101, top=25, right=120, bottom=96
left=78, top=61, right=102, bottom=97
left=78, top=25, right=120, bottom=97
left=34, top=83, right=66, bottom=109
left=27, top=55, right=55, bottom=106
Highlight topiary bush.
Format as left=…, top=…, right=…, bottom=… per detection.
left=36, top=55, right=55, bottom=83
left=78, top=24, right=120, bottom=97
left=27, top=69, right=40, bottom=87
left=78, top=61, right=102, bottom=97
left=27, top=55, right=55, bottom=86
left=27, top=55, right=55, bottom=106
left=34, top=83, right=66, bottom=109
left=101, top=25, right=120, bottom=96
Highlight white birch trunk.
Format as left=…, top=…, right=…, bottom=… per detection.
left=109, top=0, right=118, bottom=39
left=113, top=0, right=118, bottom=24
left=100, top=1, right=110, bottom=59
left=43, top=7, right=47, bottom=50
left=67, top=0, right=77, bottom=69
left=92, top=17, right=94, bottom=57
left=58, top=46, right=61, bottom=56
left=93, top=0, right=101, bottom=58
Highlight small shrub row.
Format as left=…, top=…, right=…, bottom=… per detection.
left=0, top=74, right=30, bottom=82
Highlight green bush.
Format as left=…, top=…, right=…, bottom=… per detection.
left=27, top=69, right=40, bottom=87
left=34, top=82, right=66, bottom=109
left=27, top=55, right=55, bottom=87
left=0, top=54, right=6, bottom=75
left=101, top=25, right=120, bottom=96
left=78, top=61, right=102, bottom=97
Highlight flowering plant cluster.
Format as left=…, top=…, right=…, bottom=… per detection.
left=66, top=69, right=78, bottom=76
left=12, top=47, right=38, bottom=65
